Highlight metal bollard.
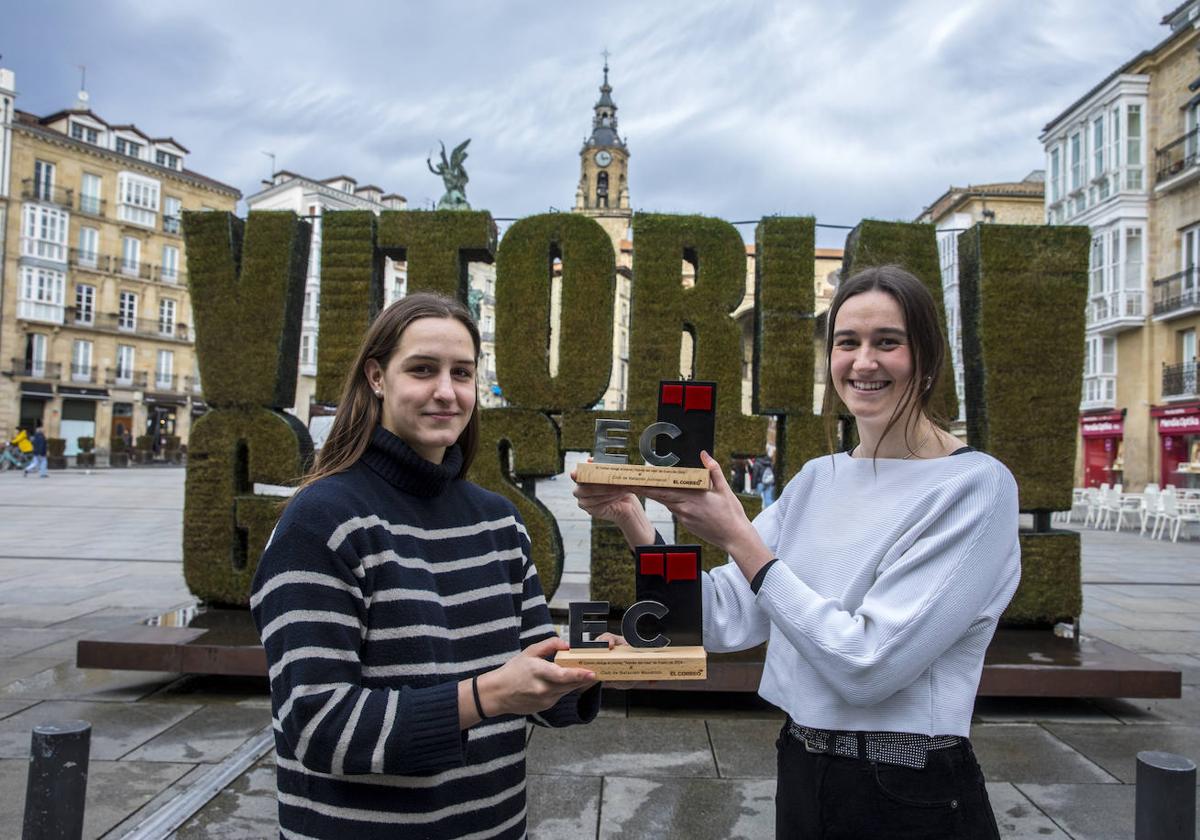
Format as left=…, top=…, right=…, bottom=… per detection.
left=22, top=720, right=91, bottom=840
left=1135, top=750, right=1196, bottom=840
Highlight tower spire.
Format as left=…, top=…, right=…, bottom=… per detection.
left=588, top=54, right=623, bottom=148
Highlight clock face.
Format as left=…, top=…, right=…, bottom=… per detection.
left=594, top=150, right=613, bottom=167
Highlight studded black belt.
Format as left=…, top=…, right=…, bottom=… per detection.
left=786, top=721, right=962, bottom=770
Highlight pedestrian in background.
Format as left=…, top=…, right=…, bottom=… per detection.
left=24, top=422, right=47, bottom=478
left=751, top=454, right=766, bottom=496
left=760, top=455, right=776, bottom=507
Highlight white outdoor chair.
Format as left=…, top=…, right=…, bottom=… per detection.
left=1112, top=491, right=1142, bottom=533
left=1098, top=485, right=1124, bottom=529
left=1082, top=487, right=1103, bottom=528
left=1152, top=489, right=1199, bottom=541
left=1139, top=485, right=1161, bottom=536
left=1063, top=488, right=1089, bottom=524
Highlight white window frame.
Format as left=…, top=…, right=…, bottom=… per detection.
left=71, top=339, right=93, bottom=382
left=75, top=283, right=95, bottom=325
left=159, top=298, right=176, bottom=337
left=80, top=173, right=102, bottom=215
left=116, top=344, right=135, bottom=386
left=33, top=159, right=55, bottom=201
left=163, top=196, right=182, bottom=234
left=21, top=204, right=68, bottom=262
left=77, top=226, right=99, bottom=267
left=119, top=290, right=138, bottom=331
left=116, top=172, right=160, bottom=227
left=162, top=245, right=179, bottom=282
left=18, top=266, right=66, bottom=324
left=27, top=334, right=47, bottom=377
left=1127, top=104, right=1143, bottom=191
left=122, top=236, right=141, bottom=276
left=156, top=349, right=174, bottom=389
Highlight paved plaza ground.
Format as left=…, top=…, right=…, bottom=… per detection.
left=0, top=464, right=1195, bottom=838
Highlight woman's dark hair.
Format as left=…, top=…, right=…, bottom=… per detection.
left=820, top=265, right=947, bottom=457
left=293, top=292, right=481, bottom=496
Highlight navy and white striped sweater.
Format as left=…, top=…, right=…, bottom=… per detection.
left=251, top=426, right=598, bottom=840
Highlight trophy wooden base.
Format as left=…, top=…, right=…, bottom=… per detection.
left=575, top=461, right=710, bottom=489
left=554, top=644, right=707, bottom=680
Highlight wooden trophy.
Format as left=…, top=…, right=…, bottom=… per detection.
left=555, top=544, right=707, bottom=680
left=575, top=380, right=716, bottom=489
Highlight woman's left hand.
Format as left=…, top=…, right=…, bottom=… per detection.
left=640, top=451, right=761, bottom=557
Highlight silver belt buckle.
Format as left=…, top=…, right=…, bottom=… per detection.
left=802, top=733, right=827, bottom=754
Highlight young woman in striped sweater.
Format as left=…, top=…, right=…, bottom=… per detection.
left=575, top=266, right=1020, bottom=838
left=252, top=293, right=603, bottom=840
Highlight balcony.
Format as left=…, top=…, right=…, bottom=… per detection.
left=70, top=363, right=96, bottom=384
left=1081, top=374, right=1116, bottom=411
left=20, top=179, right=73, bottom=207
left=162, top=215, right=182, bottom=235
left=1156, top=128, right=1200, bottom=191
left=9, top=359, right=62, bottom=380
left=69, top=248, right=103, bottom=271
left=1086, top=290, right=1144, bottom=334
left=65, top=251, right=185, bottom=285
left=184, top=375, right=202, bottom=394
left=77, top=194, right=106, bottom=217
left=1152, top=269, right=1200, bottom=321
left=1163, top=360, right=1198, bottom=401
left=153, top=373, right=178, bottom=391
left=105, top=368, right=148, bottom=389
left=90, top=312, right=191, bottom=342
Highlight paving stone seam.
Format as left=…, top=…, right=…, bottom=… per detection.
left=113, top=704, right=211, bottom=761
left=1008, top=782, right=1076, bottom=839
left=118, top=725, right=274, bottom=840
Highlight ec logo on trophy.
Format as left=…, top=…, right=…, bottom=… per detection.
left=557, top=380, right=713, bottom=680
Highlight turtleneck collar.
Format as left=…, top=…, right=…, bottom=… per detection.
left=361, top=425, right=463, bottom=497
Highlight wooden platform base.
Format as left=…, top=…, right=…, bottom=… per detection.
left=554, top=645, right=706, bottom=680
left=575, top=461, right=710, bottom=489
left=75, top=610, right=1181, bottom=700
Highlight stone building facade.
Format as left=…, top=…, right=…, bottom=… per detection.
left=0, top=71, right=239, bottom=454
left=1043, top=1, right=1200, bottom=490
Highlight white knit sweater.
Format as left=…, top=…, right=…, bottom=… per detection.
left=703, top=450, right=1021, bottom=737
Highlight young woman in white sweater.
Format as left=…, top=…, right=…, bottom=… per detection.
left=574, top=265, right=1020, bottom=838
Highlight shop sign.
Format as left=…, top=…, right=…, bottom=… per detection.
left=1157, top=414, right=1200, bottom=435
left=1080, top=411, right=1123, bottom=438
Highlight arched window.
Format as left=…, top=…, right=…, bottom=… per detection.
left=597, top=171, right=609, bottom=208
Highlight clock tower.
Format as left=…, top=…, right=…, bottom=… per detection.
left=574, top=57, right=630, bottom=249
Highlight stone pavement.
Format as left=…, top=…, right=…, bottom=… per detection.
left=0, top=465, right=1194, bottom=838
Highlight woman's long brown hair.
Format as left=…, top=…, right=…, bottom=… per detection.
left=291, top=292, right=481, bottom=500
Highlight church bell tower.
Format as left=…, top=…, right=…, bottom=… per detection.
left=574, top=57, right=630, bottom=249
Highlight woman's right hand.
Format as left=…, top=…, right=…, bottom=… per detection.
left=476, top=637, right=597, bottom=717
left=571, top=468, right=655, bottom=546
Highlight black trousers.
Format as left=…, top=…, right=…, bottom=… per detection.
left=775, top=724, right=1001, bottom=839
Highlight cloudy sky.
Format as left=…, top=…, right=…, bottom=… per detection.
left=5, top=0, right=1170, bottom=246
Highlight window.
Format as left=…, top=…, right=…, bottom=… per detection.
left=119, top=291, right=138, bottom=331
left=1049, top=147, right=1061, bottom=204
left=1089, top=234, right=1106, bottom=296
left=26, top=334, right=47, bottom=377
left=1127, top=105, right=1143, bottom=190
left=77, top=227, right=99, bottom=266
left=1181, top=329, right=1197, bottom=364
left=70, top=122, right=99, bottom=144
left=159, top=298, right=176, bottom=336
left=71, top=340, right=93, bottom=382
left=1124, top=227, right=1143, bottom=291
left=155, top=150, right=181, bottom=170
left=1069, top=132, right=1082, bottom=192
left=21, top=204, right=68, bottom=262
left=305, top=289, right=319, bottom=322
left=33, top=160, right=54, bottom=201
left=162, top=245, right=179, bottom=282
left=1092, top=115, right=1105, bottom=179
left=122, top=236, right=141, bottom=275
left=115, top=137, right=143, bottom=159
left=300, top=333, right=313, bottom=368
left=116, top=345, right=135, bottom=385
left=116, top=172, right=160, bottom=227
left=156, top=349, right=174, bottom=389
left=1109, top=107, right=1121, bottom=175
left=163, top=196, right=182, bottom=234
left=75, top=284, right=95, bottom=325
left=80, top=173, right=102, bottom=215
left=18, top=267, right=66, bottom=323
